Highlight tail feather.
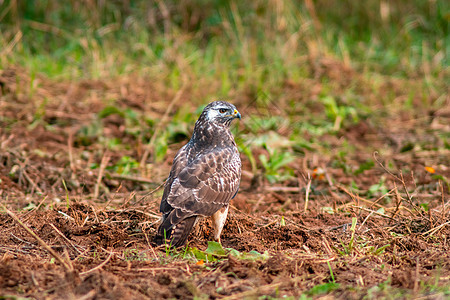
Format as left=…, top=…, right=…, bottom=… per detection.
left=155, top=215, right=197, bottom=247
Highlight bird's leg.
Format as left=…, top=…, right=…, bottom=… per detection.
left=211, top=205, right=229, bottom=244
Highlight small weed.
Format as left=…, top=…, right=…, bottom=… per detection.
left=183, top=242, right=269, bottom=264
left=327, top=261, right=336, bottom=283
left=123, top=249, right=147, bottom=261
left=307, top=282, right=340, bottom=296
left=367, top=176, right=389, bottom=199
left=108, top=156, right=139, bottom=175
left=259, top=149, right=295, bottom=183
left=354, top=159, right=375, bottom=175
left=335, top=217, right=358, bottom=256
left=322, top=95, right=359, bottom=131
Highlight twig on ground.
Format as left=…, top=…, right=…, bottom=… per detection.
left=134, top=180, right=166, bottom=205
left=10, top=233, right=36, bottom=247
left=360, top=210, right=375, bottom=228
left=369, top=187, right=397, bottom=209
left=23, top=195, right=48, bottom=222
left=120, top=191, right=137, bottom=208
left=94, top=152, right=111, bottom=199
left=264, top=186, right=304, bottom=193
left=142, top=228, right=158, bottom=260
left=373, top=152, right=423, bottom=216
left=77, top=290, right=97, bottom=300
left=352, top=206, right=396, bottom=221
left=220, top=282, right=282, bottom=300
left=421, top=221, right=450, bottom=236
left=21, top=169, right=43, bottom=194
left=80, top=250, right=113, bottom=276
left=107, top=172, right=161, bottom=185
left=57, top=210, right=75, bottom=221
left=391, top=182, right=403, bottom=222
left=304, top=172, right=312, bottom=212
left=252, top=195, right=266, bottom=213
left=90, top=205, right=99, bottom=223
left=3, top=205, right=73, bottom=272
left=336, top=184, right=387, bottom=209
left=49, top=223, right=84, bottom=255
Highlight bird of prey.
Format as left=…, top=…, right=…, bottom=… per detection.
left=155, top=101, right=241, bottom=247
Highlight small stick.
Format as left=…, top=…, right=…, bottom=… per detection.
left=142, top=228, right=158, bottom=260
left=360, top=210, right=375, bottom=228
left=90, top=205, right=99, bottom=223
left=94, top=152, right=111, bottom=199
left=336, top=184, right=387, bottom=209
left=304, top=172, right=311, bottom=212
left=252, top=195, right=266, bottom=213
left=107, top=173, right=161, bottom=185
left=373, top=152, right=422, bottom=215
left=80, top=250, right=113, bottom=276
left=22, top=169, right=43, bottom=194
left=134, top=179, right=167, bottom=205
left=10, top=233, right=36, bottom=247
left=421, top=221, right=450, bottom=236
left=220, top=283, right=282, bottom=300
left=3, top=205, right=72, bottom=272
left=369, top=187, right=396, bottom=209
left=23, top=195, right=48, bottom=222
left=352, top=206, right=396, bottom=221
left=391, top=182, right=403, bottom=222
left=373, top=151, right=401, bottom=181
left=49, top=223, right=84, bottom=255
left=399, top=171, right=420, bottom=214
left=264, top=186, right=303, bottom=193
left=120, top=191, right=137, bottom=209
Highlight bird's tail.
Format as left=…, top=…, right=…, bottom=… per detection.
left=155, top=216, right=197, bottom=248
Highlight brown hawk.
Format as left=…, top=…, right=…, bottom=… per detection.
left=155, top=101, right=242, bottom=247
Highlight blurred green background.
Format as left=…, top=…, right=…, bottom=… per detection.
left=1, top=0, right=447, bottom=84
left=0, top=0, right=448, bottom=186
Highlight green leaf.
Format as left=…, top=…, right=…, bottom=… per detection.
left=350, top=217, right=357, bottom=231
left=205, top=241, right=228, bottom=257
left=227, top=248, right=241, bottom=257
left=98, top=106, right=124, bottom=118
left=308, top=282, right=340, bottom=296
left=354, top=160, right=374, bottom=175
left=376, top=207, right=385, bottom=215
left=375, top=244, right=390, bottom=255
left=321, top=207, right=334, bottom=214
left=188, top=247, right=207, bottom=261
left=420, top=203, right=429, bottom=212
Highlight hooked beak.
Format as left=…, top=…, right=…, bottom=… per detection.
left=233, top=109, right=241, bottom=120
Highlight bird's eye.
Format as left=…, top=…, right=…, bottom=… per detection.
left=219, top=108, right=227, bottom=114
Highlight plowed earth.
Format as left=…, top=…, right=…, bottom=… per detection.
left=0, top=68, right=449, bottom=299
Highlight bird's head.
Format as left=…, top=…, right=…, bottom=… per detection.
left=201, top=101, right=241, bottom=126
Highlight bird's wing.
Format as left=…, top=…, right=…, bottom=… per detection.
left=159, top=144, right=190, bottom=214
left=167, top=147, right=241, bottom=219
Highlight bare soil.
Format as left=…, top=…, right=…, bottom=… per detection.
left=0, top=67, right=449, bottom=299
